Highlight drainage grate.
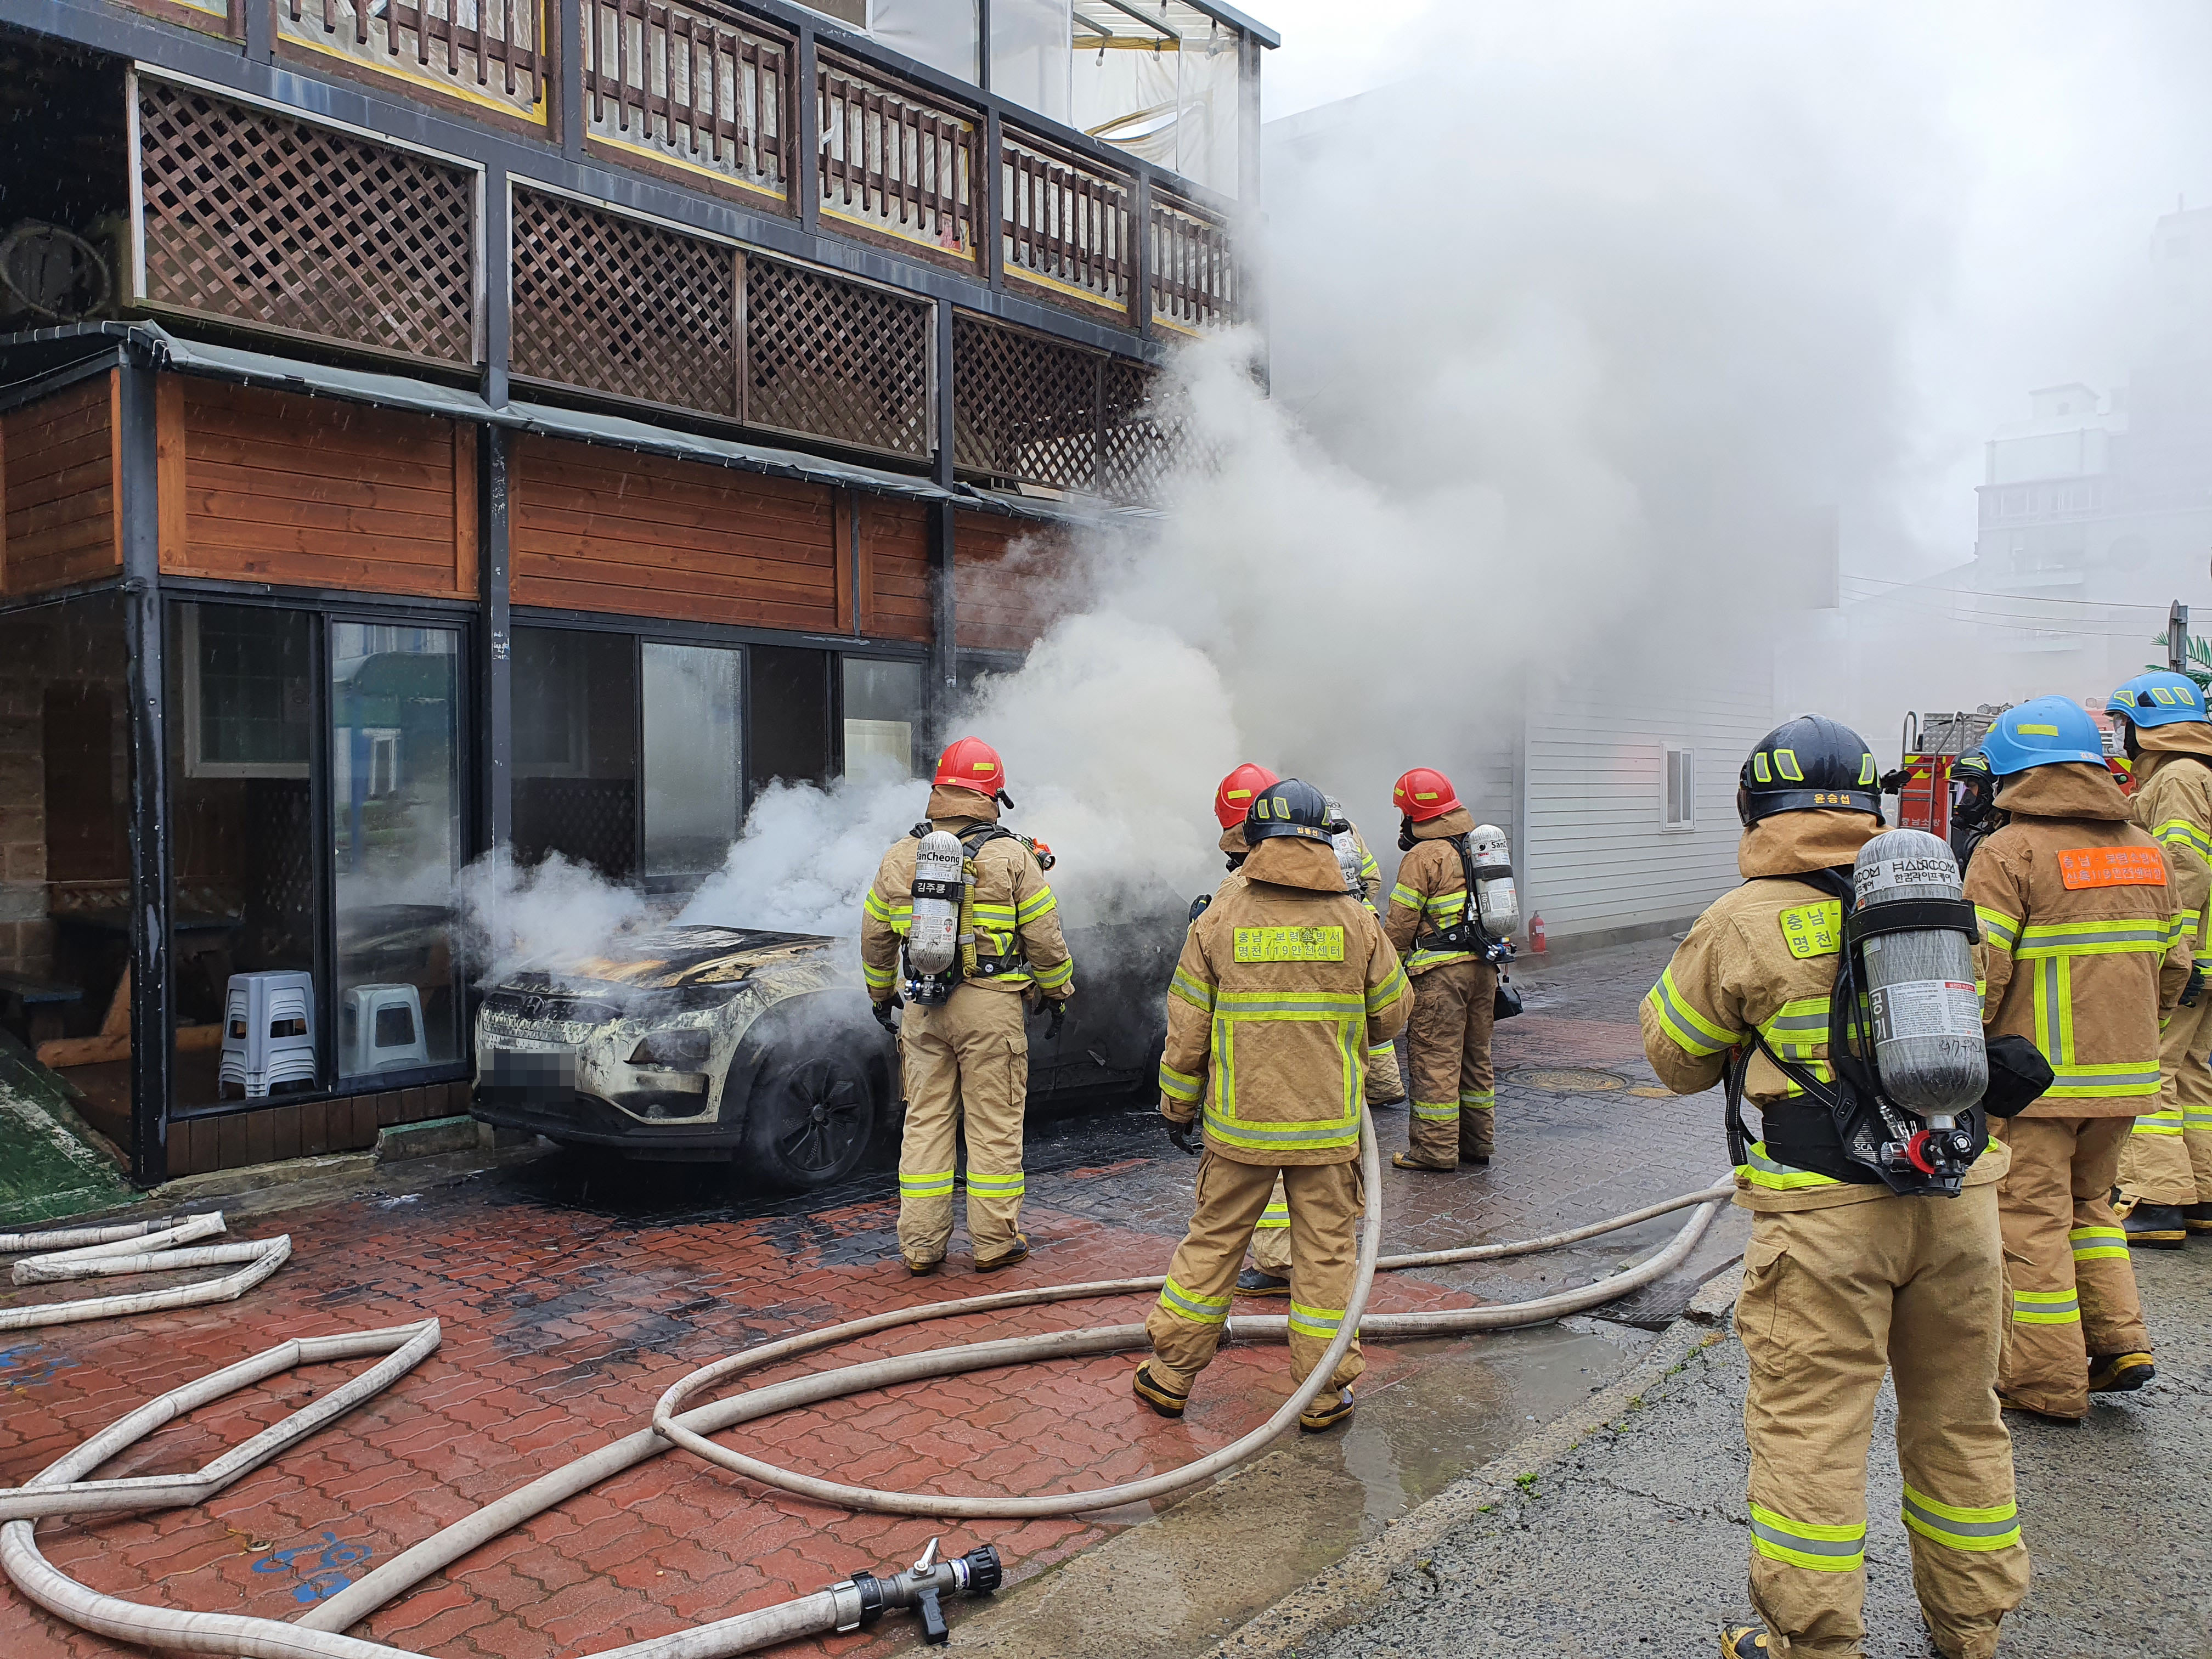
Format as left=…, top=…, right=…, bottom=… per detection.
left=1510, top=1068, right=1629, bottom=1093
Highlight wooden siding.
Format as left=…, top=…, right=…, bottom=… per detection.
left=860, top=499, right=932, bottom=642
left=166, top=1080, right=472, bottom=1177
left=511, top=437, right=841, bottom=629
left=1, top=373, right=120, bottom=599
left=165, top=379, right=477, bottom=597
left=952, top=511, right=1070, bottom=652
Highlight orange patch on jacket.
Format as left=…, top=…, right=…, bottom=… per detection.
left=2056, top=846, right=2167, bottom=890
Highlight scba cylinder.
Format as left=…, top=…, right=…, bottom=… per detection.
left=1469, top=824, right=1520, bottom=938
left=906, top=831, right=964, bottom=976
left=1324, top=797, right=1363, bottom=895
left=1853, top=828, right=1987, bottom=1114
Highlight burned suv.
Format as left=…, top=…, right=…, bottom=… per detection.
left=470, top=923, right=1171, bottom=1189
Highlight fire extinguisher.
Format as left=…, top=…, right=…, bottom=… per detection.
left=1530, top=913, right=1547, bottom=954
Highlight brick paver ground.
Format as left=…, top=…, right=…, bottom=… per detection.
left=0, top=938, right=1739, bottom=1659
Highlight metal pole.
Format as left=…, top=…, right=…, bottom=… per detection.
left=2169, top=600, right=2190, bottom=674
left=115, top=361, right=171, bottom=1187
left=477, top=427, right=514, bottom=857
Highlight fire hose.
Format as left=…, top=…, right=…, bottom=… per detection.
left=0, top=1113, right=1732, bottom=1659
left=0, top=1212, right=291, bottom=1331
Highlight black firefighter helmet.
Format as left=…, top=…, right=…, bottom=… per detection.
left=1737, top=715, right=1884, bottom=827
left=1244, top=778, right=1335, bottom=846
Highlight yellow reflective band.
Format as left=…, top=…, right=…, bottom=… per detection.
left=1158, top=1276, right=1231, bottom=1324
left=1256, top=1201, right=1290, bottom=1230
left=2016, top=723, right=2059, bottom=736
left=1367, top=961, right=1409, bottom=1014
left=898, top=1170, right=956, bottom=1195
left=1778, top=901, right=1844, bottom=959
left=1737, top=1142, right=1843, bottom=1190
left=865, top=889, right=907, bottom=923
left=1411, top=1101, right=1459, bottom=1119
left=1459, top=1090, right=1496, bottom=1107
left=2130, top=1114, right=2186, bottom=1135
left=2069, top=1225, right=2128, bottom=1261
left=1390, top=883, right=1425, bottom=911
left=2154, top=817, right=2212, bottom=857
left=963, top=1170, right=1025, bottom=1194
left=1159, top=1061, right=1204, bottom=1102
left=1287, top=1301, right=1347, bottom=1340
left=2015, top=919, right=2172, bottom=958
left=1030, top=957, right=1074, bottom=989
left=1645, top=969, right=1736, bottom=1058
left=1900, top=1485, right=2021, bottom=1553
left=1234, top=926, right=1346, bottom=962
left=1170, top=968, right=1216, bottom=1012
left=1975, top=906, right=2021, bottom=951
left=1015, top=888, right=1058, bottom=923
left=2011, top=1288, right=2080, bottom=1325
left=1773, top=748, right=1804, bottom=782
left=1753, top=752, right=1773, bottom=783
left=1748, top=1503, right=1863, bottom=1572
left=862, top=963, right=898, bottom=989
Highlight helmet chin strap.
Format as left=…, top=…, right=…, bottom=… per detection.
left=995, top=788, right=1015, bottom=809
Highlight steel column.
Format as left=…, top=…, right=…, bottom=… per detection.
left=477, top=426, right=514, bottom=857
left=115, top=361, right=171, bottom=1187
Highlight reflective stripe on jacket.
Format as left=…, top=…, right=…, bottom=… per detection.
left=1384, top=805, right=1479, bottom=973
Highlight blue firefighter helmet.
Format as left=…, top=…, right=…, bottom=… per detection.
left=1974, top=696, right=2109, bottom=776
left=2105, top=671, right=2208, bottom=730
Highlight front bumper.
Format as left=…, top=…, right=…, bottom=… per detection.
left=471, top=1085, right=742, bottom=1157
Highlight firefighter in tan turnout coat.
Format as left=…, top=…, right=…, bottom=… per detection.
left=1641, top=715, right=2028, bottom=1659
left=1135, top=778, right=1409, bottom=1434
left=2104, top=670, right=2212, bottom=1244
left=1963, top=697, right=2184, bottom=1419
left=861, top=737, right=1074, bottom=1275
left=1384, top=767, right=1501, bottom=1170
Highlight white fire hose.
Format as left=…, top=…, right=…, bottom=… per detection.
left=0, top=1113, right=1731, bottom=1659
left=0, top=1213, right=292, bottom=1331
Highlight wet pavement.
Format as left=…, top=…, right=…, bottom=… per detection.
left=0, top=936, right=1745, bottom=1659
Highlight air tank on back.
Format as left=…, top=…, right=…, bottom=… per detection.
left=1852, top=828, right=1987, bottom=1114
left=1324, top=796, right=1364, bottom=896
left=1469, top=824, right=1520, bottom=939
left=905, top=830, right=964, bottom=977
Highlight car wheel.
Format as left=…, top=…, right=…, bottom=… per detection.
left=741, top=1049, right=878, bottom=1191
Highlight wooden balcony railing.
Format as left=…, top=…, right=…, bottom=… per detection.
left=280, top=0, right=545, bottom=122
left=582, top=0, right=792, bottom=201
left=1150, top=191, right=1234, bottom=334
left=817, top=54, right=980, bottom=270
left=1000, top=129, right=1133, bottom=319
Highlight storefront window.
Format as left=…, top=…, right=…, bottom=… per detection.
left=513, top=627, right=639, bottom=879
left=642, top=642, right=742, bottom=882
left=168, top=601, right=316, bottom=1109
left=842, top=656, right=927, bottom=778
left=331, top=623, right=462, bottom=1078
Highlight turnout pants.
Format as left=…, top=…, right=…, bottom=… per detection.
left=1147, top=1152, right=1365, bottom=1394
left=1253, top=1046, right=1396, bottom=1275
left=1736, top=1188, right=2028, bottom=1659
left=1404, top=958, right=1498, bottom=1165
left=1994, top=1115, right=2147, bottom=1418
left=895, top=984, right=1029, bottom=1265
left=2118, top=994, right=2212, bottom=1206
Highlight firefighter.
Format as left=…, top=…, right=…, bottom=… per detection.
left=1966, top=696, right=2185, bottom=1419
left=1384, top=767, right=1500, bottom=1170
left=2106, top=670, right=2212, bottom=1245
left=860, top=737, right=1074, bottom=1275
left=1641, top=715, right=2029, bottom=1659
left=1134, top=778, right=1410, bottom=1432
left=1204, top=766, right=1403, bottom=1297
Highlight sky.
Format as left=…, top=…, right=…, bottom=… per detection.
left=1245, top=0, right=2212, bottom=583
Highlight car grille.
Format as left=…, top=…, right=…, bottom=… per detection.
left=483, top=988, right=627, bottom=1026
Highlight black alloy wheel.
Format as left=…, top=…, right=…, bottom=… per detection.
left=742, top=1050, right=878, bottom=1191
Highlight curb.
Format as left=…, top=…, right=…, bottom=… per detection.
left=1203, top=1302, right=1736, bottom=1659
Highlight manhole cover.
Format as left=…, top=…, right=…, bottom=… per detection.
left=1512, top=1068, right=1628, bottom=1093
left=1628, top=1085, right=1674, bottom=1098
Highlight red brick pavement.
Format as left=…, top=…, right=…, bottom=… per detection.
left=0, top=938, right=1728, bottom=1659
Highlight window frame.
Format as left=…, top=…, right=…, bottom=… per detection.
left=1661, top=743, right=1696, bottom=833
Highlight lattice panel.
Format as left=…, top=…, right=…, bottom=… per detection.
left=138, top=81, right=477, bottom=363
left=584, top=0, right=790, bottom=198
left=1001, top=132, right=1131, bottom=313
left=744, top=258, right=929, bottom=458
left=1100, top=357, right=1180, bottom=504
left=511, top=188, right=737, bottom=416
left=281, top=0, right=544, bottom=120
left=1151, top=193, right=1234, bottom=332
left=817, top=55, right=980, bottom=266
left=951, top=313, right=1101, bottom=493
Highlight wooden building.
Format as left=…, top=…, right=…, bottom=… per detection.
left=0, top=0, right=1268, bottom=1182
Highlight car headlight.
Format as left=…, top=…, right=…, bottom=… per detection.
left=628, top=1028, right=713, bottom=1070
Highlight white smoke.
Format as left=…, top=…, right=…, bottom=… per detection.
left=452, top=848, right=651, bottom=985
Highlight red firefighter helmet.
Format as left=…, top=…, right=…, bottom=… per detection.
left=934, top=736, right=1007, bottom=800
left=1214, top=762, right=1282, bottom=828
left=1392, top=767, right=1462, bottom=821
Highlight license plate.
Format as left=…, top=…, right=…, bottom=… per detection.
left=488, top=1047, right=577, bottom=1092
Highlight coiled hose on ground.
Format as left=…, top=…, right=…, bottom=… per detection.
left=1, top=1113, right=1733, bottom=1659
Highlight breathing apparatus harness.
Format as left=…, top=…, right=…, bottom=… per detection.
left=901, top=820, right=1057, bottom=1008
left=1723, top=867, right=2045, bottom=1197
left=1403, top=830, right=1524, bottom=1019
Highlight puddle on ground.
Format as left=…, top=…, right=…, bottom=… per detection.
left=951, top=1321, right=1648, bottom=1658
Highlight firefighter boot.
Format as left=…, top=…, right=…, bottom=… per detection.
left=2185, top=1201, right=2212, bottom=1237
left=1297, top=1387, right=1356, bottom=1433
left=1235, top=1267, right=1291, bottom=1296
left=1131, top=1362, right=1189, bottom=1419
left=2087, top=1351, right=2155, bottom=1393
left=2122, top=1201, right=2187, bottom=1249
left=1719, top=1626, right=1769, bottom=1657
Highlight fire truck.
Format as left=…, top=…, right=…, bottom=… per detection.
left=1888, top=704, right=2129, bottom=837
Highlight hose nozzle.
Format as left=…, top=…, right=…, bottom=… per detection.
left=828, top=1541, right=1002, bottom=1643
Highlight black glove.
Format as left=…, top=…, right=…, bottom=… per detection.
left=1980, top=1033, right=2054, bottom=1119
left=2185, top=963, right=2206, bottom=1008
left=1045, top=998, right=1067, bottom=1041
left=872, top=995, right=901, bottom=1034
left=1166, top=1115, right=1202, bottom=1156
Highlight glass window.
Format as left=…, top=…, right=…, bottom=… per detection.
left=748, top=645, right=831, bottom=804
left=513, top=627, right=639, bottom=879
left=642, top=642, right=742, bottom=882
left=842, top=656, right=927, bottom=779
left=332, top=623, right=462, bottom=1078
left=168, top=601, right=317, bottom=1108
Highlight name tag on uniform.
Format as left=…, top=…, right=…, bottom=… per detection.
left=1777, top=901, right=1843, bottom=959
left=1234, top=926, right=1346, bottom=962
left=2057, top=847, right=2166, bottom=890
